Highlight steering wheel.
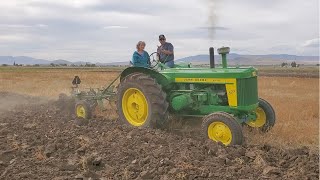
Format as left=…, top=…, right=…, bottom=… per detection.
left=149, top=52, right=160, bottom=68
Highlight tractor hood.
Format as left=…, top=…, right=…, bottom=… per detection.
left=160, top=67, right=257, bottom=82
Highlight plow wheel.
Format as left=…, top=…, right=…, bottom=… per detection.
left=202, top=112, right=243, bottom=146
left=246, top=98, right=276, bottom=132
left=116, top=73, right=168, bottom=128
left=75, top=100, right=93, bottom=119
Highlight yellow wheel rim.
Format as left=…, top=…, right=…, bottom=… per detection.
left=247, top=107, right=267, bottom=127
left=76, top=105, right=86, bottom=118
left=122, top=88, right=148, bottom=126
left=207, top=122, right=232, bottom=145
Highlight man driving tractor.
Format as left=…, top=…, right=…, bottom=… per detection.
left=157, top=34, right=174, bottom=68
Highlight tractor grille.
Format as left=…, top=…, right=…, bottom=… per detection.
left=237, top=77, right=258, bottom=106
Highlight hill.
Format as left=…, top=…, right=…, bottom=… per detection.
left=0, top=53, right=318, bottom=66
left=0, top=56, right=94, bottom=66
left=176, top=53, right=319, bottom=65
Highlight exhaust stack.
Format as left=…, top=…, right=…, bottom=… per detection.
left=209, top=47, right=215, bottom=68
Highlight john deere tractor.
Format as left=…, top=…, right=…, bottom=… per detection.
left=72, top=47, right=276, bottom=146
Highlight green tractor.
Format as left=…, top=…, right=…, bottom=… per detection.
left=72, top=47, right=275, bottom=146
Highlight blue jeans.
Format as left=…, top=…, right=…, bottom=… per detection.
left=165, top=60, right=174, bottom=68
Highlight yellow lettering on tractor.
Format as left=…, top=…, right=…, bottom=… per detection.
left=225, top=80, right=237, bottom=107
left=175, top=78, right=238, bottom=107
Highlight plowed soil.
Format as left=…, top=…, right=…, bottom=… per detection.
left=0, top=92, right=318, bottom=180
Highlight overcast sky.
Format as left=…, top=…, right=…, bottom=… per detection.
left=0, top=0, right=319, bottom=62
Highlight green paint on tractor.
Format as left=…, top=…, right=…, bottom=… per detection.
left=71, top=46, right=276, bottom=146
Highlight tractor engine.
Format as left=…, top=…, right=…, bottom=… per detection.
left=162, top=46, right=259, bottom=116
left=170, top=84, right=228, bottom=112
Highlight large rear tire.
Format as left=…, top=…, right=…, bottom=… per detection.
left=246, top=98, right=276, bottom=132
left=116, top=73, right=169, bottom=128
left=202, top=112, right=244, bottom=146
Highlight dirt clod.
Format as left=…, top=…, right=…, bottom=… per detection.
left=263, top=165, right=280, bottom=175
left=23, top=123, right=37, bottom=130
left=245, top=151, right=256, bottom=159
left=140, top=170, right=152, bottom=179
left=74, top=117, right=89, bottom=126
left=44, top=143, right=56, bottom=157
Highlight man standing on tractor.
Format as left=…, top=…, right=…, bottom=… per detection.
left=157, top=34, right=174, bottom=68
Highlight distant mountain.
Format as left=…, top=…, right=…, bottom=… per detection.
left=0, top=53, right=318, bottom=66
left=102, top=61, right=129, bottom=66
left=0, top=56, right=51, bottom=65
left=177, top=53, right=319, bottom=65
left=0, top=56, right=128, bottom=66
left=0, top=56, right=92, bottom=66
left=51, top=59, right=73, bottom=65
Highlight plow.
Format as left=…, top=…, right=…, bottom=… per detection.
left=70, top=46, right=276, bottom=146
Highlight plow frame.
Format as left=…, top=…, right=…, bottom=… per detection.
left=71, top=75, right=120, bottom=111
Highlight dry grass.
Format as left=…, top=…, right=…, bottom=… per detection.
left=0, top=67, right=319, bottom=150
left=0, top=67, right=120, bottom=98
left=247, top=76, right=319, bottom=150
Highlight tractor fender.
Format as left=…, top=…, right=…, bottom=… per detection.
left=120, top=67, right=171, bottom=88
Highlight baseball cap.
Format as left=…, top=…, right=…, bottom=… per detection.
left=159, top=34, right=166, bottom=39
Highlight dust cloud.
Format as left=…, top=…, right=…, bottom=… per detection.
left=0, top=92, right=48, bottom=115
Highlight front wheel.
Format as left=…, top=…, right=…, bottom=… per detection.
left=202, top=112, right=244, bottom=146
left=246, top=98, right=276, bottom=132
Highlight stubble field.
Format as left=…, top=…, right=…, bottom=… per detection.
left=0, top=67, right=318, bottom=179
